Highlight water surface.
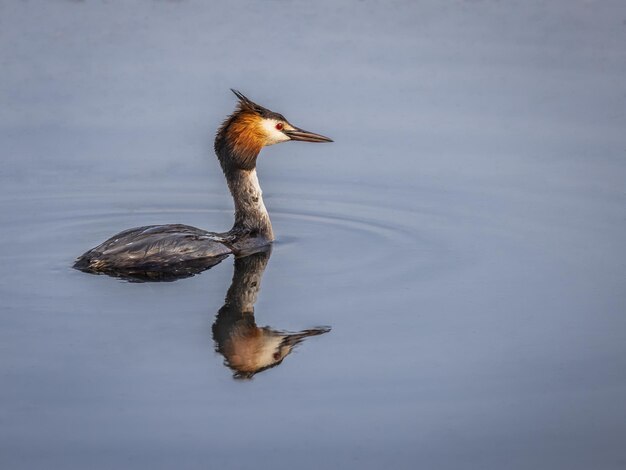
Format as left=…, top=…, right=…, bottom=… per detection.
left=1, top=1, right=626, bottom=469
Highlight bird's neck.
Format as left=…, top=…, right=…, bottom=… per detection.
left=224, top=167, right=274, bottom=242
left=215, top=114, right=273, bottom=243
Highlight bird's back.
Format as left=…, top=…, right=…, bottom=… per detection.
left=74, top=224, right=233, bottom=281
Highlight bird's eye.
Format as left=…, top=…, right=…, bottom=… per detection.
left=275, top=122, right=284, bottom=131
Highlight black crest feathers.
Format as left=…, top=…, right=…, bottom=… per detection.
left=230, top=89, right=286, bottom=121
left=231, top=89, right=265, bottom=115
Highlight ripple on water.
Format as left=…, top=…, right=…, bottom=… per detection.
left=1, top=184, right=463, bottom=287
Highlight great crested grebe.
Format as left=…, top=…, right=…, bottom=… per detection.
left=74, top=90, right=332, bottom=279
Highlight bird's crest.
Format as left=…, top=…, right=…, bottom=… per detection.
left=230, top=89, right=285, bottom=120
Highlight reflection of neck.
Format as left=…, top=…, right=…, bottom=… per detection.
left=212, top=248, right=272, bottom=379
left=225, top=168, right=273, bottom=241
left=221, top=248, right=271, bottom=315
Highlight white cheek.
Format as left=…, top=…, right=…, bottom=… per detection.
left=255, top=335, right=285, bottom=367
left=261, top=119, right=290, bottom=145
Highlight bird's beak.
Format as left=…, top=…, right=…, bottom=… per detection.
left=285, top=126, right=333, bottom=143
left=281, top=327, right=331, bottom=347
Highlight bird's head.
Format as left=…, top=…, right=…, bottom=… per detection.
left=215, top=89, right=332, bottom=171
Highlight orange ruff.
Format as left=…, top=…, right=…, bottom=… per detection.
left=228, top=112, right=265, bottom=163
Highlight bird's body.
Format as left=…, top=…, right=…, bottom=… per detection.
left=74, top=90, right=331, bottom=279
left=73, top=224, right=231, bottom=279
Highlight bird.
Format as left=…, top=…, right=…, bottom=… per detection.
left=212, top=246, right=330, bottom=379
left=74, top=89, right=332, bottom=280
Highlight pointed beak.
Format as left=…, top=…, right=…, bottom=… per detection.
left=285, top=126, right=333, bottom=143
left=281, top=327, right=331, bottom=347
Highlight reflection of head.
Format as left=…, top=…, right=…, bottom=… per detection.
left=212, top=248, right=330, bottom=379
left=220, top=324, right=330, bottom=380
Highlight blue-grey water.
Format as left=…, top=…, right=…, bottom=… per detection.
left=1, top=1, right=626, bottom=469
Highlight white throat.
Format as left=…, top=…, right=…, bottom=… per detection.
left=228, top=168, right=274, bottom=241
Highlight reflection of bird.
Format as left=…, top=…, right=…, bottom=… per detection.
left=74, top=90, right=332, bottom=279
left=212, top=247, right=330, bottom=379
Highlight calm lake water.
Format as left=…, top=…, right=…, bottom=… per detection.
left=1, top=1, right=625, bottom=469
